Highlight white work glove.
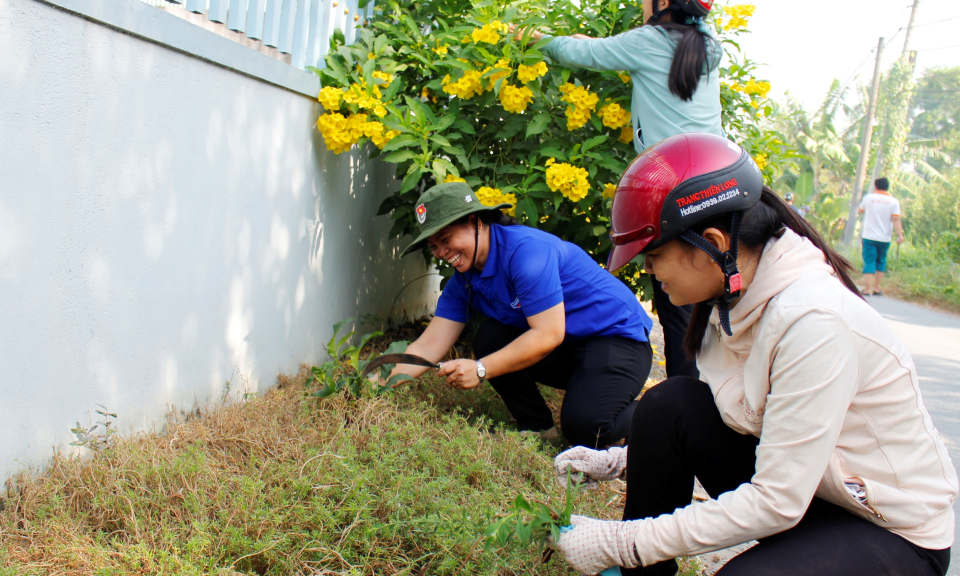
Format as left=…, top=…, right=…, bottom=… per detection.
left=554, top=446, right=628, bottom=489
left=555, top=515, right=643, bottom=574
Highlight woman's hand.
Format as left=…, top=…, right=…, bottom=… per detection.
left=554, top=446, right=628, bottom=489
left=555, top=515, right=643, bottom=573
left=509, top=23, right=543, bottom=43
left=438, top=358, right=482, bottom=390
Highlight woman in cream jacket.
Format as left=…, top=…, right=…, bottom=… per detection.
left=552, top=133, right=957, bottom=576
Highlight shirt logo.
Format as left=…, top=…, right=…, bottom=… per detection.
left=510, top=297, right=522, bottom=309
left=416, top=203, right=427, bottom=224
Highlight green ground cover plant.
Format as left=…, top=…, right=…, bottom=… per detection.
left=849, top=240, right=960, bottom=314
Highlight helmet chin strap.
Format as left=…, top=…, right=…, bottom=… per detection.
left=679, top=211, right=744, bottom=337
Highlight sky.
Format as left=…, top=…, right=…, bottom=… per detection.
left=733, top=0, right=960, bottom=119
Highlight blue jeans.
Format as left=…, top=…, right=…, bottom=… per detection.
left=862, top=239, right=891, bottom=274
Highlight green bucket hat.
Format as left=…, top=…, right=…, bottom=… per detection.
left=400, top=182, right=513, bottom=257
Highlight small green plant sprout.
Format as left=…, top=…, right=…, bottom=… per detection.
left=69, top=404, right=117, bottom=452
left=483, top=470, right=577, bottom=558
left=307, top=318, right=414, bottom=399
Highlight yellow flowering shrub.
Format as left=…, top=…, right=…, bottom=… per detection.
left=311, top=0, right=784, bottom=296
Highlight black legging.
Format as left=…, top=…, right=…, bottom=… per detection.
left=471, top=319, right=652, bottom=448
left=622, top=377, right=950, bottom=576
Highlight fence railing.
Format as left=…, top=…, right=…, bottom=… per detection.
left=142, top=0, right=373, bottom=70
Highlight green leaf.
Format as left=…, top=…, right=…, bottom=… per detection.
left=525, top=113, right=550, bottom=139
left=400, top=166, right=423, bottom=194
left=430, top=134, right=452, bottom=148
left=382, top=134, right=419, bottom=153
left=385, top=374, right=414, bottom=388
left=517, top=197, right=538, bottom=223
left=383, top=150, right=417, bottom=163
left=581, top=134, right=609, bottom=153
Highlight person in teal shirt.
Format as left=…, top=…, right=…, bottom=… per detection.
left=518, top=0, right=724, bottom=380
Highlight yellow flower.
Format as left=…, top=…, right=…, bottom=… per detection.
left=476, top=186, right=517, bottom=217
left=421, top=86, right=430, bottom=99
left=471, top=21, right=505, bottom=44
left=545, top=161, right=590, bottom=202
left=433, top=44, right=448, bottom=56
left=722, top=4, right=756, bottom=30
left=603, top=183, right=617, bottom=199
left=444, top=174, right=466, bottom=183
left=619, top=73, right=631, bottom=84
left=754, top=153, right=768, bottom=170
left=559, top=82, right=600, bottom=130
left=318, top=86, right=344, bottom=111
left=342, top=82, right=384, bottom=112
left=499, top=84, right=534, bottom=113
left=619, top=125, right=634, bottom=143
left=442, top=69, right=487, bottom=99
left=373, top=104, right=387, bottom=118
left=741, top=79, right=771, bottom=98
left=598, top=102, right=631, bottom=130
left=371, top=70, right=394, bottom=84
left=367, top=53, right=375, bottom=60
left=517, top=62, right=548, bottom=83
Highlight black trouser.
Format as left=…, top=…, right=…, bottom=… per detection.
left=651, top=278, right=699, bottom=379
left=472, top=319, right=652, bottom=448
left=622, top=377, right=951, bottom=576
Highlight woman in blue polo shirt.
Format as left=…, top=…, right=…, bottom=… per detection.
left=390, top=182, right=653, bottom=447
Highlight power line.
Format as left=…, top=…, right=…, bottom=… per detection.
left=911, top=14, right=960, bottom=28
left=914, top=43, right=960, bottom=52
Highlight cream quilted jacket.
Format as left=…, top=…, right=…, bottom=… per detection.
left=633, top=228, right=958, bottom=565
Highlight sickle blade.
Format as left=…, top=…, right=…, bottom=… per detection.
left=361, top=353, right=440, bottom=378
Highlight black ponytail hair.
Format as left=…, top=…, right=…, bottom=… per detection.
left=648, top=3, right=721, bottom=101
left=681, top=187, right=863, bottom=358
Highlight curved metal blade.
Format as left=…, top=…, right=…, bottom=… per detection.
left=361, top=353, right=440, bottom=378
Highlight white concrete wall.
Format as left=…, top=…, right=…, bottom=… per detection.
left=0, top=0, right=439, bottom=478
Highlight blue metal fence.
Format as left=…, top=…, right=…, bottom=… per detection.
left=141, top=0, right=373, bottom=70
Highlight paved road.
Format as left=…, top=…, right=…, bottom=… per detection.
left=869, top=297, right=960, bottom=575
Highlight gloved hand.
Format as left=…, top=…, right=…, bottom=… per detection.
left=554, top=515, right=642, bottom=574
left=554, top=446, right=628, bottom=489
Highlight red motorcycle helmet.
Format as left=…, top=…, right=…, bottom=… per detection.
left=608, top=133, right=763, bottom=335
left=651, top=0, right=714, bottom=21
left=607, top=133, right=763, bottom=270
left=678, top=0, right=714, bottom=17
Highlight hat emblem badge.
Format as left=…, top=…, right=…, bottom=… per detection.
left=415, top=203, right=427, bottom=224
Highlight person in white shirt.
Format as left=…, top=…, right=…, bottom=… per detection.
left=858, top=177, right=905, bottom=296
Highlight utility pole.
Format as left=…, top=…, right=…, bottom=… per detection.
left=902, top=1, right=921, bottom=58
left=842, top=37, right=886, bottom=246
left=865, top=2, right=921, bottom=199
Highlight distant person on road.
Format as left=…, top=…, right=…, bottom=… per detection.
left=389, top=182, right=653, bottom=448
left=784, top=192, right=802, bottom=215
left=549, top=135, right=956, bottom=576
left=859, top=177, right=905, bottom=296
left=514, top=0, right=723, bottom=381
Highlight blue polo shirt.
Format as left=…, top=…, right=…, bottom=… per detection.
left=435, top=225, right=651, bottom=342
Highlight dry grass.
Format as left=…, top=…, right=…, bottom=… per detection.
left=0, top=368, right=626, bottom=576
